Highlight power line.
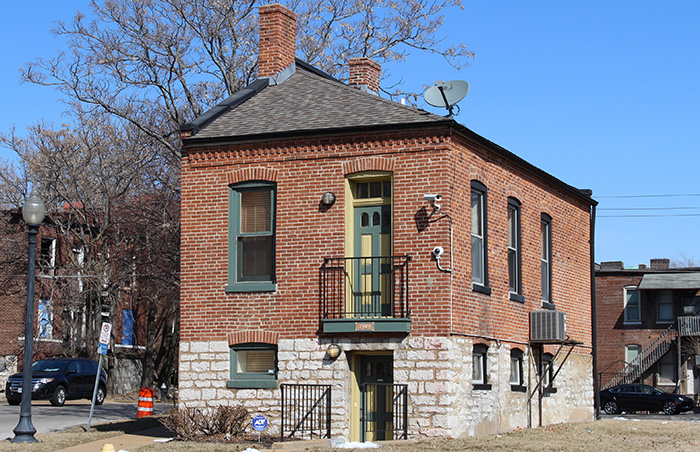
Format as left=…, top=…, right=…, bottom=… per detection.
left=597, top=193, right=700, bottom=199
left=599, top=206, right=700, bottom=211
left=599, top=213, right=700, bottom=218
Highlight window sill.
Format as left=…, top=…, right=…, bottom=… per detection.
left=472, top=284, right=492, bottom=296
left=472, top=383, right=492, bottom=391
left=541, top=387, right=557, bottom=396
left=226, top=282, right=277, bottom=293
left=542, top=301, right=555, bottom=310
left=227, top=379, right=277, bottom=389
left=510, top=384, right=527, bottom=393
left=510, top=293, right=525, bottom=303
left=623, top=321, right=642, bottom=326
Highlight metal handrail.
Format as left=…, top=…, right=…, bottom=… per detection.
left=678, top=316, right=700, bottom=336
left=320, top=255, right=411, bottom=320
left=604, top=323, right=676, bottom=389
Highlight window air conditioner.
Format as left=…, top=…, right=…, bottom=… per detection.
left=530, top=310, right=566, bottom=343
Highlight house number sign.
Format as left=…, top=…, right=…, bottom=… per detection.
left=355, top=322, right=375, bottom=331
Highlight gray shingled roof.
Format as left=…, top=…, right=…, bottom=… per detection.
left=188, top=64, right=447, bottom=140
left=638, top=273, right=700, bottom=290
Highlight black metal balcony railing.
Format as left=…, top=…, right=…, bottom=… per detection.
left=321, top=255, right=411, bottom=320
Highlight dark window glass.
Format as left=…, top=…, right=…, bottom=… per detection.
left=508, top=199, right=521, bottom=296
left=471, top=182, right=488, bottom=287
left=229, top=182, right=276, bottom=290
left=541, top=214, right=552, bottom=304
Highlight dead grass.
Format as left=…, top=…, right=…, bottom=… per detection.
left=0, top=416, right=164, bottom=452
left=1, top=418, right=699, bottom=452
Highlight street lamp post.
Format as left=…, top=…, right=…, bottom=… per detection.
left=11, top=189, right=46, bottom=443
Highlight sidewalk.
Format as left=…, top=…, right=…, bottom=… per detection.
left=54, top=424, right=174, bottom=452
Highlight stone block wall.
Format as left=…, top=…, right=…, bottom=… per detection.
left=179, top=335, right=593, bottom=439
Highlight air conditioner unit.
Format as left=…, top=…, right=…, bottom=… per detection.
left=530, top=310, right=566, bottom=343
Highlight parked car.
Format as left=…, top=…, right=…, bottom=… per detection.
left=5, top=358, right=107, bottom=407
left=599, top=384, right=694, bottom=415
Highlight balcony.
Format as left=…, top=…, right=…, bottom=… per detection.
left=320, top=255, right=411, bottom=333
left=678, top=316, right=700, bottom=336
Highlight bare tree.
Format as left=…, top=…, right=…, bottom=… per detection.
left=22, top=0, right=473, bottom=159
left=0, top=112, right=180, bottom=389
left=671, top=253, right=700, bottom=269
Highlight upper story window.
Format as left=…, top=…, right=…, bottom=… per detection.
left=40, top=237, right=56, bottom=275
left=471, top=181, right=490, bottom=294
left=540, top=213, right=553, bottom=307
left=508, top=198, right=523, bottom=302
left=227, top=181, right=276, bottom=292
left=623, top=286, right=641, bottom=324
left=657, top=290, right=674, bottom=323
left=122, top=309, right=135, bottom=346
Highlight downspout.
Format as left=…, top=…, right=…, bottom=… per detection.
left=589, top=197, right=600, bottom=420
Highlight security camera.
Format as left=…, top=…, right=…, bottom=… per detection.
left=432, top=246, right=445, bottom=259
left=423, top=194, right=443, bottom=202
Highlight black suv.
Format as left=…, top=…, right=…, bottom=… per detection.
left=5, top=358, right=107, bottom=406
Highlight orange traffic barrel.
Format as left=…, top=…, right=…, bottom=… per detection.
left=136, top=387, right=154, bottom=418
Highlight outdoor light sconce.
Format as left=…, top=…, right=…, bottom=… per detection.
left=321, top=192, right=336, bottom=206
left=327, top=344, right=342, bottom=359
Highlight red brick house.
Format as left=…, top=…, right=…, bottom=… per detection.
left=178, top=4, right=596, bottom=440
left=596, top=259, right=700, bottom=397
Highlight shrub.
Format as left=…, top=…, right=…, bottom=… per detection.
left=161, top=405, right=250, bottom=440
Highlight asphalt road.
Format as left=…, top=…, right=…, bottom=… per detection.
left=0, top=400, right=172, bottom=441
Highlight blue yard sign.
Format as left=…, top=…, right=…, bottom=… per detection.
left=252, top=415, right=268, bottom=431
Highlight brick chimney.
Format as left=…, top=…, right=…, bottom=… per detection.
left=258, top=4, right=296, bottom=80
left=650, top=258, right=670, bottom=270
left=348, top=58, right=381, bottom=95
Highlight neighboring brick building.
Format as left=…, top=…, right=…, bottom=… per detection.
left=178, top=4, right=597, bottom=440
left=596, top=259, right=700, bottom=397
left=0, top=208, right=153, bottom=395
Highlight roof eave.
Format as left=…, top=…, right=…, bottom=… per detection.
left=180, top=78, right=269, bottom=136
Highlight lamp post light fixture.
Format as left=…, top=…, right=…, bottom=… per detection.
left=12, top=189, right=46, bottom=443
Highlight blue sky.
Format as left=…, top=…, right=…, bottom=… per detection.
left=2, top=1, right=699, bottom=268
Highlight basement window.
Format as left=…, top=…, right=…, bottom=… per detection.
left=228, top=343, right=278, bottom=389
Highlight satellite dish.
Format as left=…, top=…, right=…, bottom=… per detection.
left=424, top=80, right=469, bottom=117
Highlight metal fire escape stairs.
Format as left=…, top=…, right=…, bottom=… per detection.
left=603, top=323, right=677, bottom=389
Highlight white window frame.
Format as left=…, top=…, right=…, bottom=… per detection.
left=623, top=286, right=641, bottom=324
left=472, top=344, right=489, bottom=388
left=625, top=344, right=641, bottom=369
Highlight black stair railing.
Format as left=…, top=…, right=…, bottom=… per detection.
left=280, top=384, right=332, bottom=441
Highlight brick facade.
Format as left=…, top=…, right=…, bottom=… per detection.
left=178, top=3, right=595, bottom=440
left=595, top=262, right=700, bottom=394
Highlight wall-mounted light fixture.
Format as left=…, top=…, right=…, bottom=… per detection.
left=321, top=192, right=336, bottom=206
left=327, top=344, right=342, bottom=359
